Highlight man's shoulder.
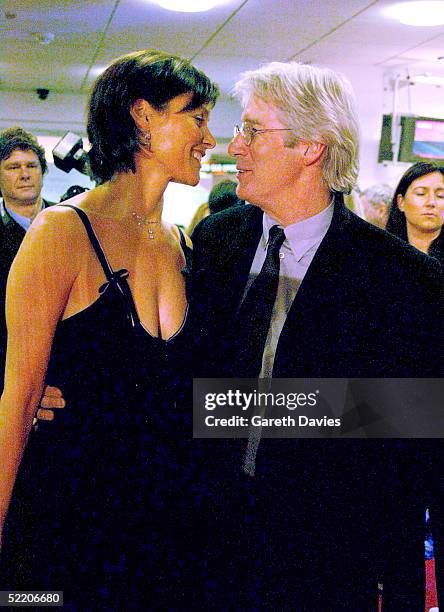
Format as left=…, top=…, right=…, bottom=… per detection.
left=341, top=207, right=441, bottom=275
left=200, top=203, right=258, bottom=229
left=192, top=204, right=260, bottom=243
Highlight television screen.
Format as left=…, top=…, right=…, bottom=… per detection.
left=398, top=116, right=444, bottom=163
left=412, top=119, right=444, bottom=159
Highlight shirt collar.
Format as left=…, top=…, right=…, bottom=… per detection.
left=1, top=198, right=45, bottom=232
left=262, top=200, right=334, bottom=262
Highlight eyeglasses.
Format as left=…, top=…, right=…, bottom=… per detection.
left=233, top=122, right=295, bottom=146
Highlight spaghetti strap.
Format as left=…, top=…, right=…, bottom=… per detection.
left=177, top=226, right=192, bottom=277
left=61, top=205, right=115, bottom=283
left=60, top=204, right=140, bottom=327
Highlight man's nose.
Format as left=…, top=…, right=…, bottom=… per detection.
left=19, top=165, right=31, bottom=179
left=228, top=133, right=247, bottom=157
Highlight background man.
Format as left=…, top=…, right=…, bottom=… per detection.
left=360, top=183, right=393, bottom=228
left=191, top=62, right=443, bottom=609
left=0, top=127, right=52, bottom=385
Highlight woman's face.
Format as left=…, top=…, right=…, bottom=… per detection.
left=148, top=92, right=216, bottom=186
left=397, top=171, right=444, bottom=234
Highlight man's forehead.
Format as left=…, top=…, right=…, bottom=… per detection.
left=241, top=95, right=281, bottom=124
left=2, top=148, right=39, bottom=164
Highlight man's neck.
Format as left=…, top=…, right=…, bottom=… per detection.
left=263, top=182, right=332, bottom=227
left=3, top=195, right=43, bottom=220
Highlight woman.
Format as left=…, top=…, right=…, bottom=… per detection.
left=0, top=50, right=218, bottom=607
left=386, top=161, right=444, bottom=262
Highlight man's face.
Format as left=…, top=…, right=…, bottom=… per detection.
left=228, top=95, right=303, bottom=217
left=0, top=148, right=43, bottom=207
left=361, top=197, right=389, bottom=229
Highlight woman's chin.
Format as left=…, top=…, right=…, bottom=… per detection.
left=172, top=174, right=200, bottom=187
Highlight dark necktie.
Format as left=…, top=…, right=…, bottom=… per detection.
left=234, top=225, right=286, bottom=377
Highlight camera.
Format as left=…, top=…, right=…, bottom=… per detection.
left=52, top=132, right=90, bottom=175
left=36, top=88, right=50, bottom=100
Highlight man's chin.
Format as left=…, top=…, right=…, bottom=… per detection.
left=236, top=186, right=249, bottom=201
left=13, top=194, right=40, bottom=205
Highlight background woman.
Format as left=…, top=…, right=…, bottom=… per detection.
left=386, top=161, right=444, bottom=263
left=0, top=49, right=217, bottom=607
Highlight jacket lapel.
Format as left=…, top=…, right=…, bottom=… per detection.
left=217, top=205, right=264, bottom=309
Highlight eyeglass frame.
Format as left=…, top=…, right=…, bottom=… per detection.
left=233, top=122, right=295, bottom=146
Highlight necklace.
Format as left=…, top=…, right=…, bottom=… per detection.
left=130, top=211, right=161, bottom=240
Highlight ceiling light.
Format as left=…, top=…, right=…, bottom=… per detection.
left=411, top=74, right=444, bottom=85
left=154, top=0, right=231, bottom=12
left=30, top=31, right=55, bottom=44
left=384, top=1, right=444, bottom=26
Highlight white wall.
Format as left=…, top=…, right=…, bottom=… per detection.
left=0, top=90, right=87, bottom=136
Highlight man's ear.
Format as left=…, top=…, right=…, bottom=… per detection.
left=129, top=98, right=152, bottom=131
left=302, top=141, right=326, bottom=166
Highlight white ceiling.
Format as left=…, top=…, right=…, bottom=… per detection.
left=1, top=0, right=444, bottom=95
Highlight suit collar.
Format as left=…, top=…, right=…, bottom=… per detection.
left=223, top=204, right=263, bottom=268
left=0, top=199, right=15, bottom=228
left=223, top=193, right=351, bottom=270
left=0, top=197, right=50, bottom=228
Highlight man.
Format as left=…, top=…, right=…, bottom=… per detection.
left=191, top=62, right=443, bottom=609
left=38, top=63, right=443, bottom=607
left=360, top=183, right=392, bottom=228
left=0, top=127, right=53, bottom=384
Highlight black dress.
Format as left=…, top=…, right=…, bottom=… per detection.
left=1, top=206, right=194, bottom=610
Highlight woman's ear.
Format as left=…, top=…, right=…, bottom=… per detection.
left=129, top=98, right=151, bottom=131
left=130, top=99, right=154, bottom=154
left=397, top=193, right=405, bottom=211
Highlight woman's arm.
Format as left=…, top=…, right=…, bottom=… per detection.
left=0, top=207, right=83, bottom=539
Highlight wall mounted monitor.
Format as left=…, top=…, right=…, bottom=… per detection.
left=398, top=116, right=444, bottom=162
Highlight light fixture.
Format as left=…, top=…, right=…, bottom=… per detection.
left=410, top=74, right=444, bottom=85
left=30, top=31, right=55, bottom=44
left=383, top=1, right=444, bottom=26
left=154, top=0, right=231, bottom=12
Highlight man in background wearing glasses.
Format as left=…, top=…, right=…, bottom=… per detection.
left=191, top=62, right=443, bottom=609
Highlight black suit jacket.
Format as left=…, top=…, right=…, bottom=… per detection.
left=192, top=193, right=442, bottom=378
left=191, top=195, right=444, bottom=609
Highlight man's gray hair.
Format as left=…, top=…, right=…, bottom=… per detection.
left=362, top=184, right=393, bottom=209
left=232, top=62, right=360, bottom=194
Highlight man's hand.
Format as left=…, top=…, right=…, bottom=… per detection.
left=36, top=385, right=65, bottom=421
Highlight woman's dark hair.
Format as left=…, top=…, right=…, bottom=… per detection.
left=386, top=161, right=444, bottom=259
left=87, top=49, right=219, bottom=183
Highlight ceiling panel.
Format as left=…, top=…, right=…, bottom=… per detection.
left=0, top=1, right=114, bottom=91
left=1, top=0, right=444, bottom=97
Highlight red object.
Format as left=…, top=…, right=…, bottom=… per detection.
left=425, top=558, right=438, bottom=611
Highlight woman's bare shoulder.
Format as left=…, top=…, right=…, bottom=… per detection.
left=28, top=193, right=95, bottom=248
